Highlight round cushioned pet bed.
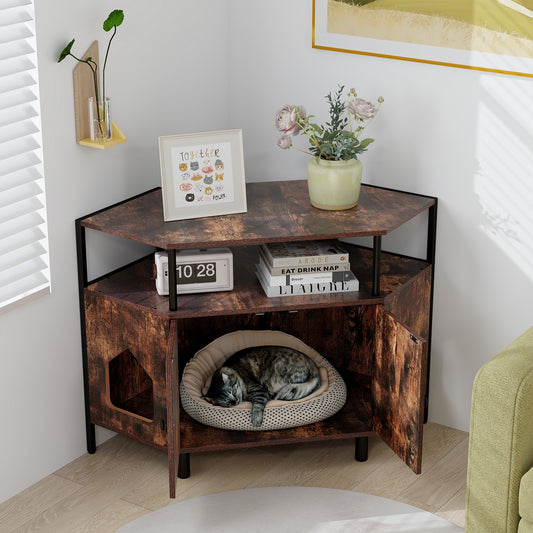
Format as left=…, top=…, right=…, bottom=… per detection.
left=180, top=330, right=347, bottom=431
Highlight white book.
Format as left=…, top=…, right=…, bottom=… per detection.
left=256, top=259, right=354, bottom=286
left=258, top=249, right=350, bottom=275
left=256, top=267, right=359, bottom=297
left=260, top=240, right=349, bottom=267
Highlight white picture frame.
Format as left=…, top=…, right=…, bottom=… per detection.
left=313, top=0, right=533, bottom=79
left=159, top=129, right=247, bottom=221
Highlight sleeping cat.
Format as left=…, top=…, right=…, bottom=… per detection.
left=203, top=345, right=320, bottom=427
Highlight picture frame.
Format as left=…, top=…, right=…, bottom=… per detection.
left=159, top=129, right=247, bottom=221
left=312, top=0, right=533, bottom=79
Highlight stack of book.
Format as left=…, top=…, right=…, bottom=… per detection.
left=256, top=239, right=359, bottom=297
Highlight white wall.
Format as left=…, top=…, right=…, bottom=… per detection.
left=227, top=0, right=533, bottom=430
left=1, top=0, right=532, bottom=504
left=0, top=0, right=230, bottom=503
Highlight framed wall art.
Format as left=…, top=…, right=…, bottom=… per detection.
left=312, top=0, right=533, bottom=78
left=159, top=129, right=247, bottom=221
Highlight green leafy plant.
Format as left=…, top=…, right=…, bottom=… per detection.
left=58, top=9, right=124, bottom=135
left=275, top=85, right=383, bottom=161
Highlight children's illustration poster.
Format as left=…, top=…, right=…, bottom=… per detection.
left=171, top=142, right=234, bottom=208
left=159, top=129, right=247, bottom=221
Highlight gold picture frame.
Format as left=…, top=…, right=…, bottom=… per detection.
left=312, top=0, right=533, bottom=78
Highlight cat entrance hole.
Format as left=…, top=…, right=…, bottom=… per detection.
left=108, top=349, right=154, bottom=420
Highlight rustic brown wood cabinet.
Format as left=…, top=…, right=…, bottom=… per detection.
left=76, top=180, right=437, bottom=498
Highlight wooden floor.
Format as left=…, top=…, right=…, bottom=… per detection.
left=0, top=422, right=468, bottom=532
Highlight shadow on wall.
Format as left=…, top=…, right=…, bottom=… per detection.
left=474, top=74, right=533, bottom=282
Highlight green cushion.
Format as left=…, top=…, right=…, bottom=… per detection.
left=466, top=327, right=533, bottom=533
left=518, top=519, right=533, bottom=533
left=520, top=467, right=533, bottom=523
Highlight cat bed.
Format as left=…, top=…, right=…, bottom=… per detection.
left=180, top=330, right=347, bottom=431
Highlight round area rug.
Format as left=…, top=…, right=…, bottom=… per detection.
left=116, top=487, right=463, bottom=533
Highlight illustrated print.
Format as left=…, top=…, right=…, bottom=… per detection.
left=172, top=141, right=234, bottom=210
left=201, top=160, right=214, bottom=174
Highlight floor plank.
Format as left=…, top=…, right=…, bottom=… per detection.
left=2, top=423, right=467, bottom=532
left=68, top=500, right=149, bottom=533
left=0, top=475, right=83, bottom=532
left=399, top=437, right=469, bottom=513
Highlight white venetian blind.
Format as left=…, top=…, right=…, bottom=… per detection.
left=0, top=0, right=50, bottom=309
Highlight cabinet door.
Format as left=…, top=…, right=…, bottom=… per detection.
left=372, top=307, right=428, bottom=473
left=166, top=320, right=179, bottom=499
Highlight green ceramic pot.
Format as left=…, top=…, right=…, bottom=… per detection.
left=306, top=158, right=363, bottom=210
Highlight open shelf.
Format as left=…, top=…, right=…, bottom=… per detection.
left=179, top=371, right=373, bottom=453
left=86, top=244, right=430, bottom=319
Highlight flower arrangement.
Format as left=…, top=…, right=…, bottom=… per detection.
left=275, top=85, right=383, bottom=161
left=58, top=10, right=124, bottom=136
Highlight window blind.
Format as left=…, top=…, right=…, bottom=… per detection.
left=0, top=0, right=50, bottom=309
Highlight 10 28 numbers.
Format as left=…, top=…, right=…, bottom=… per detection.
left=175, top=262, right=216, bottom=284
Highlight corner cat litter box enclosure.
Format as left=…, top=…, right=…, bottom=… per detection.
left=180, top=330, right=347, bottom=431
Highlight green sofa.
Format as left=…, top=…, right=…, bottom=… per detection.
left=466, top=326, right=533, bottom=532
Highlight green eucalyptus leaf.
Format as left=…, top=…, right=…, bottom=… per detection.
left=103, top=9, right=124, bottom=31
left=58, top=39, right=75, bottom=62
left=359, top=138, right=375, bottom=149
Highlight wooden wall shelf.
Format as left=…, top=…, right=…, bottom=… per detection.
left=73, top=40, right=126, bottom=149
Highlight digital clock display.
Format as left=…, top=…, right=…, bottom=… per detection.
left=154, top=248, right=233, bottom=295
left=176, top=262, right=216, bottom=285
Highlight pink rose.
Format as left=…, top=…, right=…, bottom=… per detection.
left=275, top=105, right=305, bottom=135
left=277, top=135, right=293, bottom=149
left=347, top=98, right=377, bottom=120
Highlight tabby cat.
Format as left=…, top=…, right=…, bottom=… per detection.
left=203, top=345, right=320, bottom=427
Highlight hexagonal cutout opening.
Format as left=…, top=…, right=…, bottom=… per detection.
left=108, top=349, right=154, bottom=420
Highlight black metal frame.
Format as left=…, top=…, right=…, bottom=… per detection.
left=75, top=185, right=437, bottom=457
left=75, top=188, right=159, bottom=454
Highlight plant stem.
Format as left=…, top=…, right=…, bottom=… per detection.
left=87, top=61, right=104, bottom=137
left=291, top=146, right=315, bottom=157
left=102, top=26, right=117, bottom=106
left=69, top=53, right=105, bottom=138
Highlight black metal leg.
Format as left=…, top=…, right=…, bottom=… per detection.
left=355, top=437, right=368, bottom=462
left=372, top=236, right=382, bottom=296
left=424, top=201, right=438, bottom=423
left=87, top=425, right=96, bottom=454
left=168, top=249, right=177, bottom=312
left=178, top=453, right=190, bottom=478
left=75, top=220, right=97, bottom=454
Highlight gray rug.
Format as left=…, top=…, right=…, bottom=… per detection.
left=116, top=486, right=463, bottom=532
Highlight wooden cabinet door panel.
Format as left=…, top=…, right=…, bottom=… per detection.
left=372, top=306, right=428, bottom=473
left=166, top=321, right=179, bottom=498
left=84, top=292, right=170, bottom=449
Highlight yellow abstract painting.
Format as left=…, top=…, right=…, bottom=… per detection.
left=313, top=0, right=533, bottom=77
